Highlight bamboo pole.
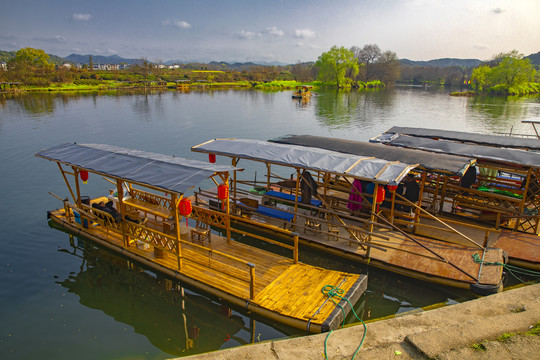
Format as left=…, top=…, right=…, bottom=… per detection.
left=373, top=212, right=478, bottom=282
left=395, top=192, right=485, bottom=249
left=58, top=163, right=76, bottom=203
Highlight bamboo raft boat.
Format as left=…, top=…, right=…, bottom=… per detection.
left=371, top=126, right=540, bottom=271
left=191, top=138, right=505, bottom=295
left=36, top=143, right=367, bottom=333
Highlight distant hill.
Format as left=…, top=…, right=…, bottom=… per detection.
left=526, top=51, right=540, bottom=66
left=64, top=54, right=143, bottom=65
left=400, top=58, right=482, bottom=68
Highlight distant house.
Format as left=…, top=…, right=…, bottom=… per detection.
left=0, top=61, right=6, bottom=70
left=62, top=63, right=72, bottom=69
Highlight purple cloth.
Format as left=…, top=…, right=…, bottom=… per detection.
left=347, top=179, right=363, bottom=211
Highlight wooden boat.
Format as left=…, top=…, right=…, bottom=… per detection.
left=371, top=126, right=540, bottom=271
left=36, top=143, right=367, bottom=333
left=292, top=85, right=312, bottom=99
left=55, top=235, right=248, bottom=355
left=191, top=138, right=505, bottom=295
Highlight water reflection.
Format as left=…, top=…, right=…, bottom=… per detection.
left=56, top=233, right=254, bottom=357
left=314, top=89, right=395, bottom=129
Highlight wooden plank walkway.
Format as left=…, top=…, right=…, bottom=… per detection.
left=493, top=230, right=540, bottom=270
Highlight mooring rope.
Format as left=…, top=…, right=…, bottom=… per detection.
left=321, top=285, right=367, bottom=360
left=472, top=253, right=540, bottom=282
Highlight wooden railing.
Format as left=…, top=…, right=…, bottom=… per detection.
left=67, top=201, right=257, bottom=300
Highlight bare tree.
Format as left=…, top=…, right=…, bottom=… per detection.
left=352, top=44, right=382, bottom=82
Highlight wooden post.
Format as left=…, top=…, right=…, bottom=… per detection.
left=414, top=172, right=427, bottom=231
left=439, top=175, right=449, bottom=214
left=225, top=173, right=231, bottom=244
left=293, top=168, right=301, bottom=227
left=172, top=193, right=182, bottom=270
left=58, top=163, right=76, bottom=203
left=367, top=183, right=378, bottom=258
left=293, top=233, right=299, bottom=264
left=249, top=263, right=256, bottom=300
left=74, top=167, right=82, bottom=206
left=266, top=163, right=271, bottom=189
left=116, top=179, right=128, bottom=247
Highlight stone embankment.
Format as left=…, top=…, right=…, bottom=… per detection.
left=179, top=283, right=540, bottom=360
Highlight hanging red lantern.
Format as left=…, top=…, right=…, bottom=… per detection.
left=80, top=170, right=89, bottom=184
left=376, top=187, right=385, bottom=203
left=387, top=184, right=398, bottom=193
left=209, top=153, right=216, bottom=163
left=217, top=184, right=229, bottom=200
left=179, top=198, right=192, bottom=216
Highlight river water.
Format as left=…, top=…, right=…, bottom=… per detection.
left=1, top=87, right=539, bottom=359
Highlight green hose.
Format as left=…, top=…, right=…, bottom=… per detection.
left=472, top=253, right=540, bottom=282
left=321, top=285, right=367, bottom=360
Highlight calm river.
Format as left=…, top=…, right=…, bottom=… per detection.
left=1, top=87, right=539, bottom=359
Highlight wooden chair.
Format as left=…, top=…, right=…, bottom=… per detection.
left=325, top=213, right=340, bottom=241
left=191, top=220, right=211, bottom=245
left=304, top=217, right=321, bottom=234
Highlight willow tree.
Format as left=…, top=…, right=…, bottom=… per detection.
left=315, top=46, right=358, bottom=88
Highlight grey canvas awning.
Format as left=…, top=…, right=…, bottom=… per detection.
left=271, top=134, right=474, bottom=175
left=383, top=126, right=540, bottom=151
left=383, top=134, right=540, bottom=168
left=36, top=143, right=240, bottom=194
left=192, top=138, right=418, bottom=184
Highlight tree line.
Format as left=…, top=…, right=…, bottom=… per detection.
left=1, top=46, right=538, bottom=95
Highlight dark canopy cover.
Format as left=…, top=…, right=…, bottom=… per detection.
left=385, top=126, right=540, bottom=151
left=386, top=135, right=540, bottom=168
left=271, top=134, right=474, bottom=175
left=35, top=143, right=239, bottom=194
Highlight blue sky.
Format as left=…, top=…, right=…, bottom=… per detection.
left=1, top=0, right=539, bottom=63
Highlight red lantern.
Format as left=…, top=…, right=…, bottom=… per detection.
left=376, top=187, right=385, bottom=203
left=179, top=198, right=192, bottom=216
left=387, top=184, right=398, bottom=193
left=217, top=184, right=229, bottom=200
left=209, top=153, right=216, bottom=163
left=80, top=170, right=89, bottom=184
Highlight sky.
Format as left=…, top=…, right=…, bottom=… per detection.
left=1, top=0, right=539, bottom=64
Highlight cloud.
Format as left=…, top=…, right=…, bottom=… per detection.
left=491, top=8, right=504, bottom=14
left=236, top=30, right=260, bottom=40
left=265, top=27, right=284, bottom=37
left=473, top=44, right=489, bottom=51
left=162, top=19, right=192, bottom=29
left=33, top=35, right=66, bottom=43
left=73, top=13, right=92, bottom=21
left=294, top=28, right=316, bottom=39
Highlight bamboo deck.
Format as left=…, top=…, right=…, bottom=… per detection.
left=47, top=205, right=367, bottom=333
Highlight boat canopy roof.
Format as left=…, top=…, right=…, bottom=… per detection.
left=382, top=126, right=540, bottom=151
left=376, top=134, right=540, bottom=168
left=192, top=138, right=417, bottom=184
left=271, top=134, right=475, bottom=176
left=35, top=143, right=240, bottom=194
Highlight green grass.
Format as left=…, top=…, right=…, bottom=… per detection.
left=526, top=322, right=540, bottom=335
left=470, top=342, right=487, bottom=351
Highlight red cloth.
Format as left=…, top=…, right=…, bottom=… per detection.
left=347, top=179, right=363, bottom=211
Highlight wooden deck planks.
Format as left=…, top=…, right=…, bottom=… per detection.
left=253, top=264, right=361, bottom=325
left=494, top=230, right=540, bottom=265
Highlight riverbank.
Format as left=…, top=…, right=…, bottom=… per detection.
left=179, top=283, right=540, bottom=360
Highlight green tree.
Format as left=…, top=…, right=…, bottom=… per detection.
left=490, top=50, right=535, bottom=87
left=315, top=46, right=358, bottom=88
left=6, top=47, right=54, bottom=84
left=471, top=65, right=492, bottom=92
